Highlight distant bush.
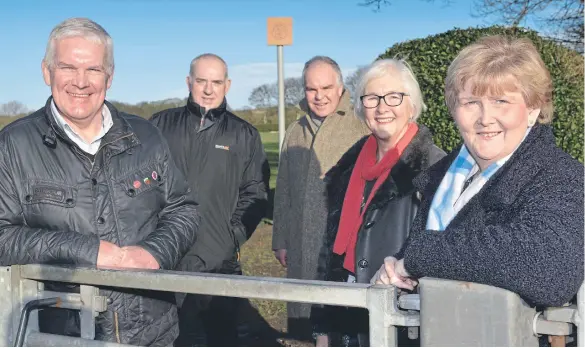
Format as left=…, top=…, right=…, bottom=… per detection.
left=378, top=25, right=584, bottom=162
left=233, top=106, right=303, bottom=131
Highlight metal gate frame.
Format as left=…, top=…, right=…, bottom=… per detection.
left=0, top=264, right=417, bottom=347
left=0, top=264, right=581, bottom=347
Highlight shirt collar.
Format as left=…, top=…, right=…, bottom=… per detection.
left=50, top=100, right=113, bottom=144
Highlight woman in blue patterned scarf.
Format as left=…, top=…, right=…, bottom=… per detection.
left=371, top=35, right=584, bottom=309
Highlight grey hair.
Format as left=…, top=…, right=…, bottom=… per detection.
left=189, top=53, right=229, bottom=79
left=44, top=18, right=114, bottom=76
left=301, top=56, right=343, bottom=88
left=354, top=58, right=427, bottom=122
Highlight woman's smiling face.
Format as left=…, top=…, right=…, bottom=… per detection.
left=453, top=79, right=540, bottom=170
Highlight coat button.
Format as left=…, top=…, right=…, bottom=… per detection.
left=25, top=195, right=32, bottom=202
left=364, top=221, right=375, bottom=229
left=358, top=259, right=369, bottom=269
left=91, top=178, right=97, bottom=185
left=127, top=188, right=136, bottom=197
left=65, top=198, right=74, bottom=206
left=97, top=217, right=105, bottom=224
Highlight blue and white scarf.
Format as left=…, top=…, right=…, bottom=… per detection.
left=426, top=128, right=532, bottom=231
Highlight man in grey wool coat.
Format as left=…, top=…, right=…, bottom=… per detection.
left=272, top=55, right=370, bottom=339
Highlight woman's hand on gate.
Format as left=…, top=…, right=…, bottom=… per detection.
left=370, top=256, right=418, bottom=290
left=273, top=248, right=287, bottom=267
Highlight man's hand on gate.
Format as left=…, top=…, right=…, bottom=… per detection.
left=119, top=246, right=160, bottom=269
left=273, top=248, right=287, bottom=267
left=96, top=240, right=124, bottom=268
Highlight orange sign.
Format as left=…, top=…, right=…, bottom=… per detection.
left=267, top=17, right=293, bottom=46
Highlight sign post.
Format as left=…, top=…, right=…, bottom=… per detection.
left=267, top=17, right=293, bottom=153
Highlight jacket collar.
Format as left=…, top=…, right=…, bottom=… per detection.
left=42, top=97, right=140, bottom=156
left=185, top=93, right=227, bottom=122
left=413, top=123, right=552, bottom=209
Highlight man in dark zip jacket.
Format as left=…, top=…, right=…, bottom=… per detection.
left=151, top=53, right=270, bottom=346
left=0, top=18, right=200, bottom=346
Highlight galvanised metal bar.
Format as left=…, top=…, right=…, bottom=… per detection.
left=578, top=284, right=584, bottom=347
left=39, top=291, right=82, bottom=310
left=368, top=286, right=398, bottom=347
left=25, top=331, right=133, bottom=347
left=18, top=265, right=371, bottom=308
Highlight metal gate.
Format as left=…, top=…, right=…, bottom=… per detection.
left=0, top=264, right=581, bottom=347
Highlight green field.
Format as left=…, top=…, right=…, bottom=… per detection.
left=261, top=131, right=280, bottom=190
left=237, top=132, right=313, bottom=346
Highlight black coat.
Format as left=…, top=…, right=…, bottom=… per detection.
left=151, top=97, right=269, bottom=274
left=312, top=125, right=444, bottom=345
left=0, top=98, right=200, bottom=346
left=400, top=124, right=584, bottom=308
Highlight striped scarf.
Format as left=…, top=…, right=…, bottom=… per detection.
left=426, top=128, right=532, bottom=231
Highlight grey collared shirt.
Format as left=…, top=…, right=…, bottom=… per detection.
left=51, top=100, right=113, bottom=155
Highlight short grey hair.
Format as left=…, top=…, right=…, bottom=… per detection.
left=44, top=18, right=114, bottom=76
left=189, top=53, right=229, bottom=79
left=301, top=56, right=343, bottom=88
left=354, top=58, right=427, bottom=122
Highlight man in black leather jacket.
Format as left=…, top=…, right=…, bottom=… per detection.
left=151, top=53, right=269, bottom=346
left=0, top=17, right=200, bottom=346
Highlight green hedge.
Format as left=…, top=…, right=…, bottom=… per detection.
left=378, top=26, right=584, bottom=162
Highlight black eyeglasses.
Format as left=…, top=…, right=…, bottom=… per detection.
left=360, top=92, right=410, bottom=108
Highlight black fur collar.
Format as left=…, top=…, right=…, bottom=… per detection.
left=325, top=125, right=441, bottom=210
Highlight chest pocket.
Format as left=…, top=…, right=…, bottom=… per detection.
left=117, top=163, right=165, bottom=198
left=21, top=179, right=78, bottom=228
left=22, top=179, right=78, bottom=207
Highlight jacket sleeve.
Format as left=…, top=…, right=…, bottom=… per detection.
left=0, top=141, right=100, bottom=266
left=137, top=141, right=201, bottom=270
left=402, top=168, right=584, bottom=307
left=230, top=129, right=270, bottom=248
left=271, top=130, right=292, bottom=251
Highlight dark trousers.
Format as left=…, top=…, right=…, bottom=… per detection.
left=175, top=293, right=241, bottom=347
left=175, top=259, right=242, bottom=347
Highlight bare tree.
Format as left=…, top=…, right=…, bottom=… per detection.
left=0, top=101, right=28, bottom=116
left=284, top=77, right=304, bottom=106
left=248, top=84, right=277, bottom=108
left=473, top=0, right=583, bottom=52
left=344, top=66, right=369, bottom=104
left=250, top=78, right=304, bottom=108
left=359, top=0, right=451, bottom=11
left=360, top=0, right=583, bottom=52
left=249, top=84, right=278, bottom=124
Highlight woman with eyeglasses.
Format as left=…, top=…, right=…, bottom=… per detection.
left=311, top=58, right=444, bottom=347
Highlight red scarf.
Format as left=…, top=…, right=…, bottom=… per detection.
left=332, top=123, right=419, bottom=273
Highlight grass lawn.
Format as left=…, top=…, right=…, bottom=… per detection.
left=261, top=131, right=280, bottom=190
left=237, top=132, right=312, bottom=346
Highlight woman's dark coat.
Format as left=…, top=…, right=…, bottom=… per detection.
left=400, top=124, right=584, bottom=308
left=312, top=125, right=444, bottom=346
